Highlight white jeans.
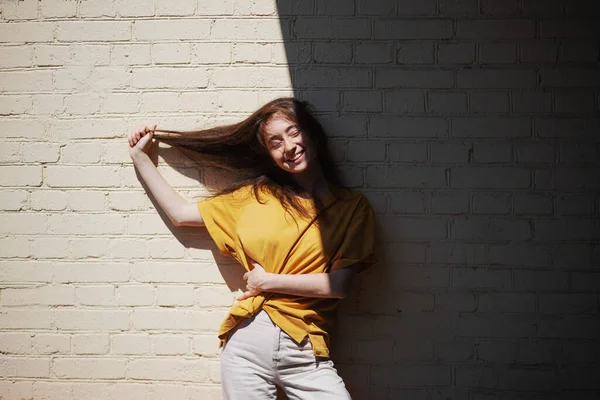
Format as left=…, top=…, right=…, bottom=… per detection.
left=220, top=310, right=351, bottom=400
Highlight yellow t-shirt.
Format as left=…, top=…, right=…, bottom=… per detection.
left=197, top=184, right=375, bottom=357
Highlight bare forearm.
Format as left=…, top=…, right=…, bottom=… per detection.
left=262, top=273, right=337, bottom=298
left=131, top=153, right=193, bottom=225
left=260, top=267, right=359, bottom=299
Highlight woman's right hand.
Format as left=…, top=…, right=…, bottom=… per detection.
left=128, top=125, right=157, bottom=160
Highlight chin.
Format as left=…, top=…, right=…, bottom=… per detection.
left=284, top=165, right=308, bottom=175
left=277, top=160, right=306, bottom=174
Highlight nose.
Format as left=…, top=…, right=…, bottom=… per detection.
left=282, top=136, right=296, bottom=153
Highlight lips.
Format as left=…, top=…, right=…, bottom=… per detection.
left=286, top=149, right=305, bottom=163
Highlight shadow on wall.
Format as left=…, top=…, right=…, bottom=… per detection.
left=275, top=0, right=599, bottom=399
left=138, top=141, right=248, bottom=293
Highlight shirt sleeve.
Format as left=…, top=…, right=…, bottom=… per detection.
left=197, top=193, right=240, bottom=256
left=329, top=196, right=377, bottom=272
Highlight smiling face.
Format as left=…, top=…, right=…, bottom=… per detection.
left=261, top=113, right=316, bottom=176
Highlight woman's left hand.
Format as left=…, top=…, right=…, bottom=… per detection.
left=237, top=260, right=270, bottom=301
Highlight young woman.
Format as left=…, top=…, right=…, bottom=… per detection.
left=127, top=98, right=376, bottom=399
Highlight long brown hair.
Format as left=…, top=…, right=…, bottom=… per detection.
left=153, top=97, right=343, bottom=218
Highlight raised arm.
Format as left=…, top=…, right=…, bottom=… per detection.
left=128, top=126, right=204, bottom=227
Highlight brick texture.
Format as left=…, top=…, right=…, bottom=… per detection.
left=0, top=0, right=598, bottom=399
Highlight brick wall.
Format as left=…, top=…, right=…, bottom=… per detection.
left=0, top=0, right=598, bottom=399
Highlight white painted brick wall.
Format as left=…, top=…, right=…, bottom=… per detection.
left=0, top=0, right=598, bottom=399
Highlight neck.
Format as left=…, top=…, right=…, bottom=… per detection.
left=293, top=166, right=329, bottom=196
